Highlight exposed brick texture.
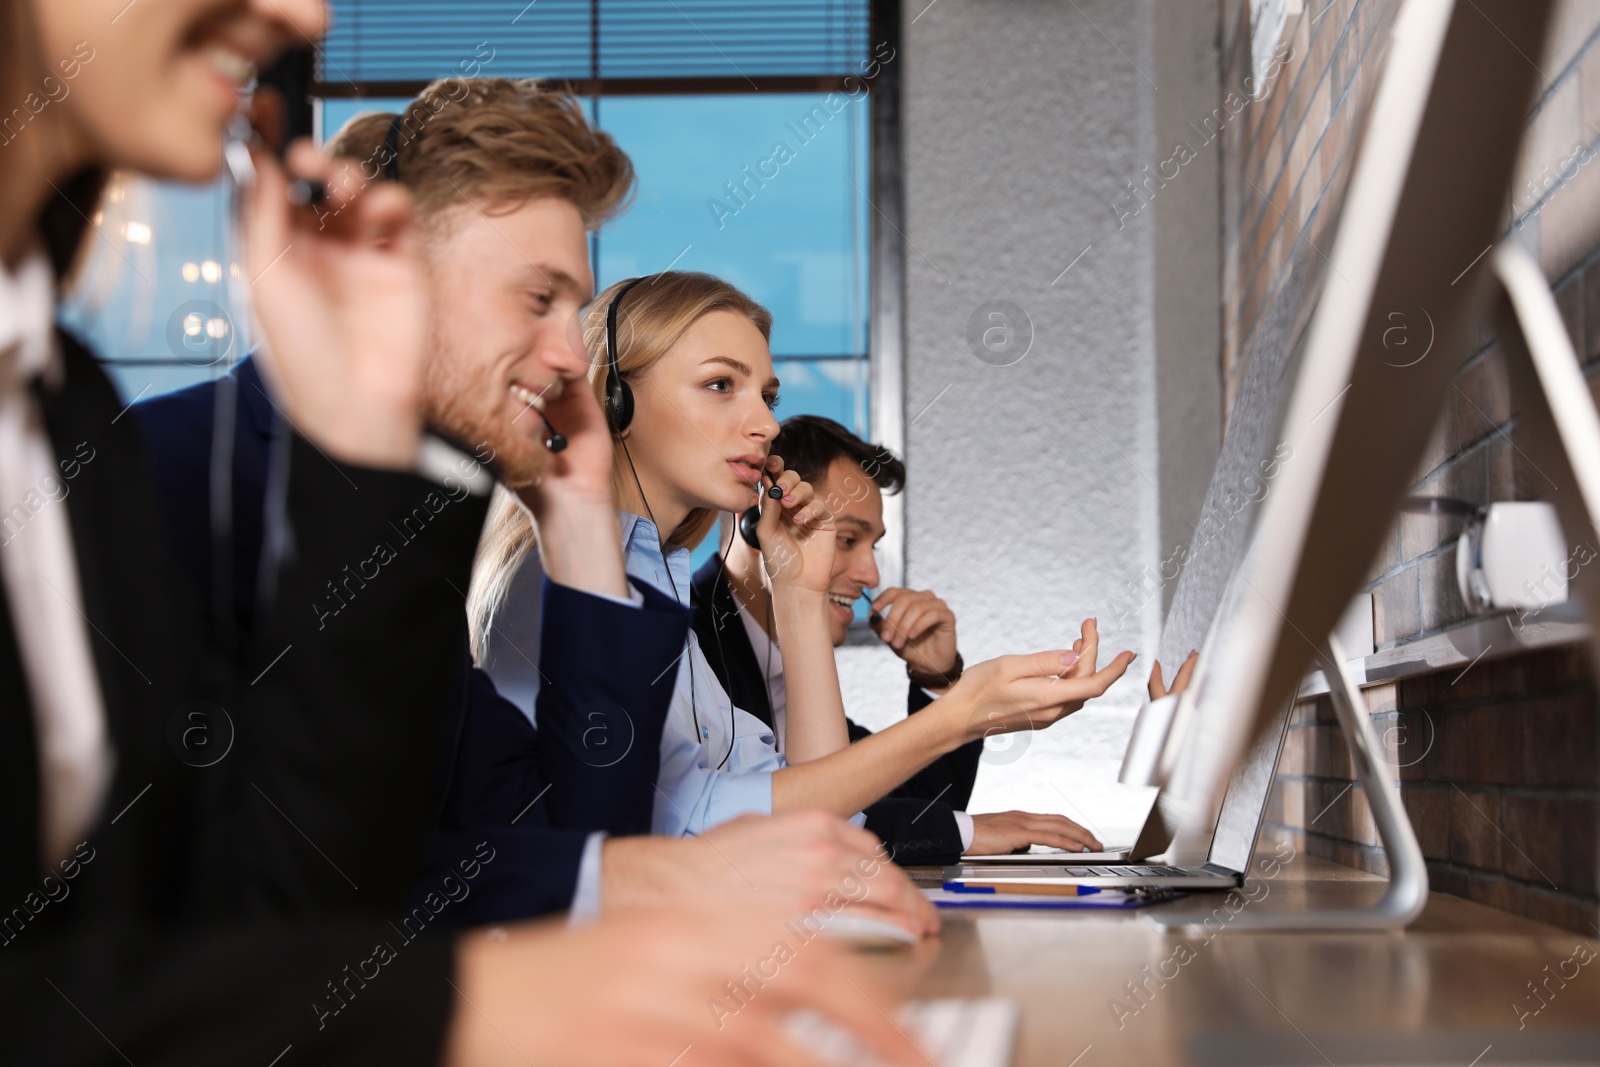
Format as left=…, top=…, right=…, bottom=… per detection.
left=1267, top=649, right=1599, bottom=933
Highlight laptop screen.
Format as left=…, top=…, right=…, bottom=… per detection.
left=1205, top=698, right=1293, bottom=875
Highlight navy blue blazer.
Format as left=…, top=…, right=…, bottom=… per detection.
left=689, top=557, right=984, bottom=865
left=136, top=355, right=690, bottom=925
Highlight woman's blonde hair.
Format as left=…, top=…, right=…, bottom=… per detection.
left=466, top=272, right=773, bottom=659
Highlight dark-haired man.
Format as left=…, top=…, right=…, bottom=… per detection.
left=693, top=415, right=1103, bottom=864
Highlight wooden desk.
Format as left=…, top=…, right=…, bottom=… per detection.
left=863, top=853, right=1600, bottom=1066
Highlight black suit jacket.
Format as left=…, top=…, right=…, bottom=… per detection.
left=689, top=558, right=984, bottom=865
left=135, top=355, right=690, bottom=927
left=3, top=331, right=485, bottom=1063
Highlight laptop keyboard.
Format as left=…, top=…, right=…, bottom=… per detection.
left=1076, top=865, right=1194, bottom=877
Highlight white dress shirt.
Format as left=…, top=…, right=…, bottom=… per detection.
left=0, top=246, right=112, bottom=867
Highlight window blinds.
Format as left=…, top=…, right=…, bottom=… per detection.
left=316, top=0, right=874, bottom=93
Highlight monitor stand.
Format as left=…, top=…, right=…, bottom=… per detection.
left=1149, top=632, right=1429, bottom=932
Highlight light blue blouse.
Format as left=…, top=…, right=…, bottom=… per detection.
left=480, top=512, right=783, bottom=836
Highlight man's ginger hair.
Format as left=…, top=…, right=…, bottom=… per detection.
left=325, top=77, right=634, bottom=231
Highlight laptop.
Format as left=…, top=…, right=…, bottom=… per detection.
left=957, top=795, right=1174, bottom=865
left=944, top=698, right=1291, bottom=890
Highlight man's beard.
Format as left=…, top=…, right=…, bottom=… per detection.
left=422, top=338, right=549, bottom=490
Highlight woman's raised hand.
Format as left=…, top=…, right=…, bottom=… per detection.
left=756, top=454, right=836, bottom=596
left=942, top=618, right=1136, bottom=743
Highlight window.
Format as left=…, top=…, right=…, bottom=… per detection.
left=318, top=0, right=901, bottom=584
left=61, top=0, right=903, bottom=590
left=320, top=91, right=872, bottom=434
left=59, top=175, right=250, bottom=405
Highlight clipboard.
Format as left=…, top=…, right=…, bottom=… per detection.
left=927, top=885, right=1186, bottom=909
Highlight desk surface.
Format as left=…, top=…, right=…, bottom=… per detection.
left=867, top=853, right=1600, bottom=1066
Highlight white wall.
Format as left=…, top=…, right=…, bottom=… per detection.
left=836, top=0, right=1220, bottom=844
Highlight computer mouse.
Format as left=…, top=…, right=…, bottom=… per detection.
left=814, top=912, right=918, bottom=948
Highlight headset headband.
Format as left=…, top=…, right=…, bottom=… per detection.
left=382, top=115, right=405, bottom=182
left=605, top=275, right=650, bottom=376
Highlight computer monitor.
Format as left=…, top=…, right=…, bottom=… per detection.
left=1143, top=0, right=1556, bottom=832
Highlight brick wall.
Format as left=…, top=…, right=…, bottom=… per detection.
left=1217, top=0, right=1600, bottom=934
left=1268, top=649, right=1598, bottom=932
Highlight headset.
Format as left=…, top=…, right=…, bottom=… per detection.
left=738, top=504, right=762, bottom=549
left=382, top=115, right=404, bottom=183
left=604, top=276, right=743, bottom=769
left=377, top=113, right=489, bottom=813
left=725, top=445, right=783, bottom=750
left=602, top=276, right=647, bottom=434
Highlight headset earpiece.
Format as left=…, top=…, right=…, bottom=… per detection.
left=739, top=506, right=761, bottom=549
left=604, top=276, right=649, bottom=435
left=605, top=375, right=634, bottom=435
